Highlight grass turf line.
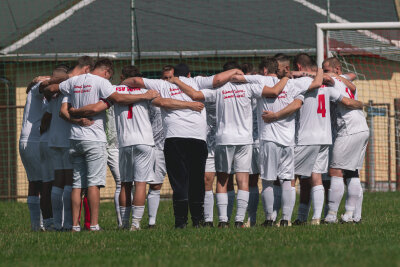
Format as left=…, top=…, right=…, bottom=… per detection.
left=0, top=192, right=399, bottom=266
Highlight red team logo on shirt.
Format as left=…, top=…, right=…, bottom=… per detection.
left=222, top=89, right=245, bottom=99
left=73, top=85, right=92, bottom=93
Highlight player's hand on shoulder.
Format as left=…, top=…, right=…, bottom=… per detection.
left=78, top=118, right=94, bottom=127
left=167, top=76, right=179, bottom=84
left=234, top=69, right=244, bottom=75
left=189, top=101, right=205, bottom=112
left=262, top=110, right=278, bottom=123
left=145, top=90, right=160, bottom=100
left=323, top=74, right=335, bottom=86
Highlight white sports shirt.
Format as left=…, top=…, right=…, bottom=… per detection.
left=332, top=76, right=369, bottom=136
left=295, top=85, right=343, bottom=145
left=47, top=95, right=71, bottom=148
left=59, top=73, right=114, bottom=142
left=245, top=75, right=313, bottom=146
left=113, top=85, right=154, bottom=148
left=201, top=82, right=263, bottom=146
left=143, top=77, right=208, bottom=141
left=20, top=83, right=44, bottom=143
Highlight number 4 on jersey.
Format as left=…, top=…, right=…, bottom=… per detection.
left=317, top=94, right=326, bottom=117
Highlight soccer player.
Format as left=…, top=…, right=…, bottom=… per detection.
left=322, top=57, right=369, bottom=223
left=274, top=53, right=291, bottom=79
left=170, top=67, right=290, bottom=228
left=121, top=63, right=241, bottom=228
left=161, top=65, right=174, bottom=80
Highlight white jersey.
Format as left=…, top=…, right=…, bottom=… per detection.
left=295, top=85, right=343, bottom=145
left=149, top=105, right=165, bottom=150
left=47, top=95, right=71, bottom=148
left=106, top=106, right=119, bottom=149
left=246, top=75, right=313, bottom=146
left=332, top=77, right=369, bottom=136
left=59, top=73, right=114, bottom=142
left=201, top=82, right=262, bottom=145
left=113, top=85, right=154, bottom=148
left=40, top=99, right=50, bottom=142
left=20, top=83, right=44, bottom=143
left=143, top=77, right=208, bottom=141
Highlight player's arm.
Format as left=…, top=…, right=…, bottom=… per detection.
left=261, top=77, right=290, bottom=97
left=292, top=69, right=332, bottom=87
left=230, top=74, right=247, bottom=83
left=59, top=102, right=94, bottom=127
left=329, top=72, right=357, bottom=93
left=262, top=99, right=303, bottom=123
left=343, top=72, right=357, bottom=81
left=106, top=90, right=159, bottom=105
left=39, top=112, right=52, bottom=135
left=39, top=73, right=69, bottom=93
left=169, top=77, right=205, bottom=101
left=33, top=76, right=50, bottom=83
left=120, top=77, right=146, bottom=88
left=339, top=97, right=364, bottom=110
left=152, top=97, right=204, bottom=112
left=213, top=68, right=244, bottom=87
left=69, top=101, right=109, bottom=117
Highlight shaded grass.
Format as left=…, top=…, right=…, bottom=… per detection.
left=0, top=192, right=399, bottom=266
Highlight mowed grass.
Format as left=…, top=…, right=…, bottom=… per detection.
left=0, top=192, right=399, bottom=267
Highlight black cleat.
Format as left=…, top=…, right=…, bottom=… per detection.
left=261, top=220, right=275, bottom=227
left=280, top=220, right=289, bottom=227
left=175, top=223, right=187, bottom=229
left=353, top=219, right=362, bottom=224
left=203, top=222, right=214, bottom=228
left=234, top=221, right=244, bottom=228
left=292, top=219, right=307, bottom=226
left=218, top=222, right=229, bottom=228
left=148, top=224, right=156, bottom=229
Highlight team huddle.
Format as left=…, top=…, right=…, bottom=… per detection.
left=19, top=53, right=368, bottom=231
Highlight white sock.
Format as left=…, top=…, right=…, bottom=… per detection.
left=216, top=193, right=228, bottom=222
left=297, top=202, right=310, bottom=222
left=328, top=176, right=344, bottom=217
left=227, top=190, right=235, bottom=221
left=235, top=190, right=249, bottom=222
left=288, top=187, right=296, bottom=221
left=280, top=180, right=293, bottom=221
left=132, top=205, right=145, bottom=228
left=261, top=180, right=274, bottom=221
left=272, top=184, right=282, bottom=221
left=345, top=177, right=361, bottom=218
left=27, top=196, right=41, bottom=231
left=115, top=184, right=122, bottom=227
left=204, top=190, right=214, bottom=223
left=353, top=186, right=363, bottom=222
left=120, top=206, right=132, bottom=228
left=147, top=189, right=161, bottom=226
left=311, top=185, right=324, bottom=220
left=51, top=186, right=64, bottom=230
left=63, top=186, right=72, bottom=230
left=248, top=186, right=259, bottom=225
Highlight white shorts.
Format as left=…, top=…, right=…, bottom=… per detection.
left=119, top=145, right=156, bottom=183
left=330, top=131, right=369, bottom=171
left=49, top=147, right=72, bottom=170
left=259, top=140, right=294, bottom=181
left=40, top=142, right=54, bottom=182
left=147, top=148, right=166, bottom=184
left=295, top=145, right=329, bottom=177
left=107, top=148, right=121, bottom=185
left=205, top=152, right=216, bottom=173
left=19, top=141, right=42, bottom=182
left=215, top=145, right=252, bottom=173
left=250, top=144, right=260, bottom=175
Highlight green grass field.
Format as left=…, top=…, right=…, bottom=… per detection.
left=0, top=192, right=399, bottom=266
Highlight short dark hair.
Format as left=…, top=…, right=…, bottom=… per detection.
left=223, top=61, right=240, bottom=71
left=76, top=56, right=94, bottom=70
left=293, top=53, right=316, bottom=71
left=162, top=65, right=174, bottom=73
left=241, top=62, right=255, bottom=75
left=274, top=53, right=290, bottom=63
left=94, top=58, right=114, bottom=74
left=174, top=63, right=190, bottom=77
left=259, top=57, right=278, bottom=74
left=121, top=65, right=142, bottom=79
left=323, top=57, right=342, bottom=71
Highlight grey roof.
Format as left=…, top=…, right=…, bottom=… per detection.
left=2, top=0, right=399, bottom=55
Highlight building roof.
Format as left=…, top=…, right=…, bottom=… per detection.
left=0, top=0, right=398, bottom=57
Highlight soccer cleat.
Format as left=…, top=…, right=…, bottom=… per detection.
left=353, top=219, right=362, bottom=224
left=203, top=222, right=214, bottom=228
left=310, top=219, right=320, bottom=225
left=234, top=221, right=244, bottom=228
left=148, top=224, right=156, bottom=229
left=218, top=222, right=229, bottom=228
left=292, top=219, right=307, bottom=226
left=130, top=224, right=141, bottom=231
left=175, top=223, right=187, bottom=229
left=279, top=220, right=289, bottom=227
left=261, top=220, right=275, bottom=227
left=340, top=214, right=354, bottom=224
left=243, top=220, right=251, bottom=228
left=324, top=212, right=338, bottom=224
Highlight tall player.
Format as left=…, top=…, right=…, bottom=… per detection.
left=323, top=57, right=369, bottom=223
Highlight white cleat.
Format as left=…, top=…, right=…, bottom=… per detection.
left=310, top=219, right=320, bottom=225
left=130, top=224, right=141, bottom=231
left=324, top=211, right=338, bottom=224
left=340, top=213, right=354, bottom=224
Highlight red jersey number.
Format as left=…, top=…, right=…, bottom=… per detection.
left=317, top=94, right=326, bottom=118
left=127, top=104, right=133, bottom=119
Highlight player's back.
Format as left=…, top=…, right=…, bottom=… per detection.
left=20, top=83, right=44, bottom=143
left=47, top=94, right=71, bottom=148
left=113, top=85, right=154, bottom=148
